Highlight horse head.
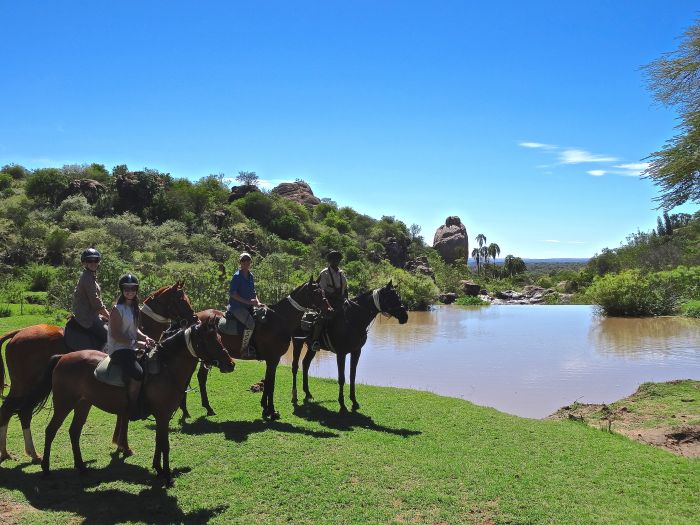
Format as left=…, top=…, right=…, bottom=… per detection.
left=191, top=316, right=235, bottom=373
left=290, top=277, right=331, bottom=314
left=377, top=280, right=409, bottom=324
left=150, top=282, right=198, bottom=327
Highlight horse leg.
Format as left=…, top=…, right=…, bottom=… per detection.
left=18, top=407, right=41, bottom=464
left=336, top=352, right=347, bottom=413
left=41, top=396, right=73, bottom=476
left=68, top=400, right=91, bottom=472
left=262, top=360, right=280, bottom=420
left=116, top=414, right=133, bottom=457
left=179, top=392, right=190, bottom=421
left=0, top=402, right=13, bottom=463
left=197, top=365, right=214, bottom=416
left=302, top=344, right=317, bottom=402
left=349, top=350, right=362, bottom=412
left=291, top=338, right=303, bottom=404
left=155, top=416, right=172, bottom=485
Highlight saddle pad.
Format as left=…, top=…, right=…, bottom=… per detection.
left=94, top=356, right=126, bottom=387
left=218, top=316, right=241, bottom=336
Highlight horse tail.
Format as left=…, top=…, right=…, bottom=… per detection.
left=0, top=329, right=21, bottom=398
left=22, top=355, right=62, bottom=416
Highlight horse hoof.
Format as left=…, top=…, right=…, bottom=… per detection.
left=304, top=395, right=314, bottom=403
left=352, top=403, right=361, bottom=412
left=0, top=452, right=12, bottom=464
left=339, top=406, right=348, bottom=414
left=270, top=411, right=281, bottom=420
left=206, top=408, right=216, bottom=417
left=180, top=412, right=190, bottom=420
left=121, top=448, right=134, bottom=458
left=31, top=455, right=43, bottom=465
left=76, top=465, right=89, bottom=475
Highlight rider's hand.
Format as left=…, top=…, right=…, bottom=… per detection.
left=251, top=298, right=260, bottom=307
left=136, top=340, right=149, bottom=350
left=145, top=337, right=155, bottom=347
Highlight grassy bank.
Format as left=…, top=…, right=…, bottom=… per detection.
left=1, top=319, right=699, bottom=524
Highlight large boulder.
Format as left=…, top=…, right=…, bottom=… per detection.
left=383, top=236, right=408, bottom=268
left=405, top=256, right=435, bottom=280
left=61, top=179, right=106, bottom=204
left=271, top=181, right=321, bottom=207
left=228, top=184, right=260, bottom=202
left=439, top=292, right=457, bottom=304
left=460, top=280, right=481, bottom=297
left=433, top=216, right=469, bottom=263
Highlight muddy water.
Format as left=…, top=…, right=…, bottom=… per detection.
left=281, top=305, right=700, bottom=418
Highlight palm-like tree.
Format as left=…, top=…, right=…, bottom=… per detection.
left=476, top=233, right=487, bottom=250
left=479, top=246, right=489, bottom=268
left=471, top=247, right=481, bottom=275
left=487, top=243, right=501, bottom=267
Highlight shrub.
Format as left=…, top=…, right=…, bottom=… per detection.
left=681, top=299, right=700, bottom=318
left=25, top=168, right=71, bottom=205
left=0, top=305, right=11, bottom=317
left=455, top=296, right=488, bottom=306
left=586, top=269, right=680, bottom=316
left=25, top=264, right=60, bottom=291
left=1, top=163, right=29, bottom=179
left=0, top=172, right=12, bottom=191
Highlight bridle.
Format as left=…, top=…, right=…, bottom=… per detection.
left=183, top=324, right=221, bottom=370
left=286, top=283, right=329, bottom=314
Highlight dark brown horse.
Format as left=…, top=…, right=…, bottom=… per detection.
left=0, top=282, right=196, bottom=464
left=184, top=279, right=329, bottom=420
left=28, top=316, right=232, bottom=485
left=291, top=282, right=409, bottom=412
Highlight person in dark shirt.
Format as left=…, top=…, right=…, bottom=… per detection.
left=227, top=252, right=264, bottom=357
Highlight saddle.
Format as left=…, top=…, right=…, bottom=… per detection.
left=217, top=306, right=268, bottom=336
left=64, top=317, right=107, bottom=352
left=94, top=349, right=160, bottom=388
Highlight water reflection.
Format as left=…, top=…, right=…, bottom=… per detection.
left=282, top=305, right=700, bottom=419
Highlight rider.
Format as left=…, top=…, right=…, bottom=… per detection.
left=106, top=274, right=154, bottom=421
left=310, top=250, right=348, bottom=352
left=228, top=252, right=264, bottom=358
left=71, top=248, right=110, bottom=348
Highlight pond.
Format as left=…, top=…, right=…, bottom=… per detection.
left=282, top=305, right=700, bottom=418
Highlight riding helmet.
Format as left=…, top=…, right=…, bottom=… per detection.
left=118, top=273, right=140, bottom=290
left=326, top=250, right=343, bottom=263
left=80, top=247, right=102, bottom=263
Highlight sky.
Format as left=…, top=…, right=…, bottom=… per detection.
left=1, top=1, right=698, bottom=258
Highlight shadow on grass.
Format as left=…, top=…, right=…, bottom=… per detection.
left=0, top=456, right=226, bottom=524
left=292, top=400, right=422, bottom=437
left=179, top=416, right=339, bottom=442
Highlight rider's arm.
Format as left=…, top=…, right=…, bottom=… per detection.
left=108, top=307, right=132, bottom=345
left=83, top=273, right=108, bottom=316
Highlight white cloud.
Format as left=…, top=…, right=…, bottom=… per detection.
left=543, top=239, right=561, bottom=243
left=587, top=170, right=606, bottom=176
left=222, top=177, right=299, bottom=190
left=559, top=149, right=619, bottom=164
left=519, top=141, right=557, bottom=150
left=612, top=162, right=649, bottom=177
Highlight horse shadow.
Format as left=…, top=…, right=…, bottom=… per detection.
left=0, top=457, right=226, bottom=524
left=178, top=416, right=339, bottom=442
left=292, top=400, right=422, bottom=437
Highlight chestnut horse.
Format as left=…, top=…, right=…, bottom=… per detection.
left=0, top=282, right=196, bottom=464
left=185, top=278, right=329, bottom=420
left=291, top=282, right=409, bottom=412
left=26, top=316, right=232, bottom=485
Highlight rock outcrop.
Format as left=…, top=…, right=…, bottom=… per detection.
left=439, top=292, right=457, bottom=304
left=405, top=256, right=435, bottom=280
left=61, top=179, right=106, bottom=204
left=271, top=181, right=321, bottom=207
left=433, top=216, right=469, bottom=263
left=383, top=237, right=408, bottom=268
left=460, top=280, right=481, bottom=297
left=228, top=184, right=260, bottom=203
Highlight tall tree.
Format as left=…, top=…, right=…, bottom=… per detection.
left=487, top=243, right=501, bottom=266
left=471, top=247, right=481, bottom=275
left=236, top=171, right=259, bottom=187
left=643, top=19, right=700, bottom=209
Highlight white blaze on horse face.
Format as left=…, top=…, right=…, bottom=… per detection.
left=23, top=427, right=38, bottom=458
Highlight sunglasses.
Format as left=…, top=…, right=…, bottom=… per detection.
left=122, top=287, right=139, bottom=293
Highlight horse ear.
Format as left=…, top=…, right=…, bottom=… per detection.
left=387, top=280, right=393, bottom=288
left=309, top=275, right=314, bottom=284
left=177, top=280, right=184, bottom=288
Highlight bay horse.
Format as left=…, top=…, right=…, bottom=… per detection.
left=30, top=316, right=233, bottom=485
left=186, top=278, right=329, bottom=420
left=291, top=281, right=409, bottom=412
left=0, top=282, right=196, bottom=464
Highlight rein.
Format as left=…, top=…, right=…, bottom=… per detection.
left=286, top=294, right=314, bottom=313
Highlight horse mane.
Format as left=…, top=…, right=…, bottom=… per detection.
left=270, top=281, right=305, bottom=311
left=156, top=327, right=185, bottom=362
left=144, top=286, right=170, bottom=302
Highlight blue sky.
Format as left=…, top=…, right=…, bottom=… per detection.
left=1, top=2, right=698, bottom=258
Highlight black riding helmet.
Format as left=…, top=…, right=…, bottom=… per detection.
left=326, top=250, right=343, bottom=263
left=118, top=273, right=140, bottom=291
left=81, top=247, right=102, bottom=263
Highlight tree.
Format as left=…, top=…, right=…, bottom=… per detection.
left=487, top=243, right=501, bottom=267
left=475, top=233, right=487, bottom=250
left=25, top=168, right=71, bottom=205
left=471, top=247, right=481, bottom=275
left=236, top=171, right=259, bottom=187
left=503, top=255, right=527, bottom=277
left=643, top=20, right=700, bottom=209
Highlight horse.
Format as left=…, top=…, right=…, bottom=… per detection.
left=183, top=278, right=329, bottom=420
left=0, top=282, right=196, bottom=464
left=28, top=316, right=233, bottom=486
left=291, top=281, right=409, bottom=412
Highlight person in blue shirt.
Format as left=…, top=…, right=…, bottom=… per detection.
left=227, top=252, right=264, bottom=357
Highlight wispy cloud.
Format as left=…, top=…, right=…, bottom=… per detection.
left=587, top=170, right=606, bottom=177
left=519, top=141, right=557, bottom=150
left=559, top=149, right=619, bottom=164
left=612, top=162, right=649, bottom=177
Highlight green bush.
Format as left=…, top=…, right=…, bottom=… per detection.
left=0, top=172, right=12, bottom=191
left=1, top=163, right=29, bottom=179
left=25, top=263, right=60, bottom=291
left=586, top=269, right=681, bottom=316
left=0, top=305, right=11, bottom=317
left=681, top=300, right=700, bottom=318
left=455, top=296, right=488, bottom=306
left=25, top=168, right=71, bottom=205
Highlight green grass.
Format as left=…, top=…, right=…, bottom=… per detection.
left=682, top=299, right=700, bottom=318
left=0, top=317, right=698, bottom=524
left=0, top=307, right=66, bottom=334
left=454, top=295, right=489, bottom=306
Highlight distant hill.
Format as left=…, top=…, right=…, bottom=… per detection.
left=468, top=258, right=589, bottom=267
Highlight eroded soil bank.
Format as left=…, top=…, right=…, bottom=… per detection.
left=549, top=379, right=700, bottom=457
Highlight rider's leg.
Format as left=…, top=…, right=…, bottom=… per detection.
left=233, top=306, right=256, bottom=358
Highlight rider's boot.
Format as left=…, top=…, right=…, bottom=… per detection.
left=310, top=319, right=323, bottom=352
left=240, top=329, right=255, bottom=358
